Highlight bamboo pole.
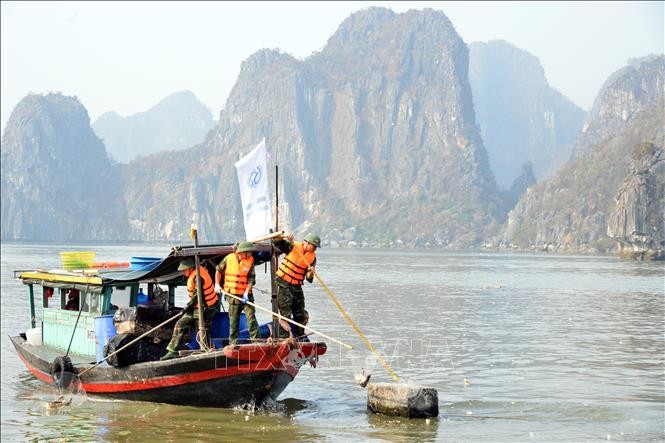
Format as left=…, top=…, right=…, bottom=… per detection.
left=250, top=230, right=285, bottom=243
left=313, top=272, right=400, bottom=382
left=79, top=311, right=184, bottom=377
left=222, top=290, right=352, bottom=349
left=276, top=236, right=399, bottom=381
left=191, top=225, right=208, bottom=349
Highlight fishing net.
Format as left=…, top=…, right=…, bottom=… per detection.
left=44, top=370, right=87, bottom=414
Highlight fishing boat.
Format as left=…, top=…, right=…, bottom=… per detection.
left=9, top=241, right=327, bottom=408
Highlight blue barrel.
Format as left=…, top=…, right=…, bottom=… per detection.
left=188, top=312, right=246, bottom=349
left=211, top=312, right=229, bottom=349
left=240, top=321, right=271, bottom=341
left=94, top=315, right=117, bottom=365
left=211, top=312, right=230, bottom=338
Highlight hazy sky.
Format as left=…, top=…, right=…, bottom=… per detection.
left=1, top=1, right=662, bottom=133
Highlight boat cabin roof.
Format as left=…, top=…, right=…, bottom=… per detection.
left=15, top=243, right=275, bottom=289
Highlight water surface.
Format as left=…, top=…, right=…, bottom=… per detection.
left=2, top=244, right=663, bottom=441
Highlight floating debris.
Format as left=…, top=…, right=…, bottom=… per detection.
left=46, top=395, right=72, bottom=411
left=367, top=383, right=439, bottom=418
left=354, top=368, right=372, bottom=388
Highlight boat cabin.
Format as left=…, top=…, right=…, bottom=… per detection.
left=15, top=243, right=275, bottom=362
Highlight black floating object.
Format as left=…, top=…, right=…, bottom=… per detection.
left=355, top=368, right=372, bottom=388
left=367, top=383, right=439, bottom=418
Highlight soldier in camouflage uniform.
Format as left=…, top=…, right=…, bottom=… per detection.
left=214, top=241, right=259, bottom=346
left=161, top=258, right=218, bottom=360
left=272, top=232, right=320, bottom=339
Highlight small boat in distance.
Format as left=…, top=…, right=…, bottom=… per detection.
left=10, top=242, right=326, bottom=408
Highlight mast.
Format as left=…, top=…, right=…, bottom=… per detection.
left=271, top=164, right=281, bottom=340
left=192, top=225, right=207, bottom=349
left=275, top=165, right=279, bottom=231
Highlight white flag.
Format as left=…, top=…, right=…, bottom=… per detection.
left=235, top=138, right=272, bottom=240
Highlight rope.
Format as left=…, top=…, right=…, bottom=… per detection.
left=196, top=329, right=211, bottom=352
left=220, top=289, right=353, bottom=349
left=251, top=286, right=273, bottom=296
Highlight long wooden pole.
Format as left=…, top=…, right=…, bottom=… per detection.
left=279, top=240, right=399, bottom=380
left=250, top=230, right=285, bottom=243
left=191, top=225, right=207, bottom=349
left=65, top=289, right=86, bottom=358
left=313, top=272, right=400, bottom=381
left=275, top=164, right=279, bottom=232
left=272, top=164, right=281, bottom=340
left=79, top=311, right=184, bottom=377
left=222, top=290, right=352, bottom=349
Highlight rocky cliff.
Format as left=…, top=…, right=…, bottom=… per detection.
left=1, top=93, right=128, bottom=241
left=501, top=56, right=664, bottom=253
left=504, top=161, right=536, bottom=210
left=92, top=90, right=214, bottom=163
left=122, top=8, right=505, bottom=247
left=468, top=40, right=586, bottom=188
left=607, top=141, right=664, bottom=259
left=574, top=55, right=665, bottom=157
left=7, top=9, right=658, bottom=253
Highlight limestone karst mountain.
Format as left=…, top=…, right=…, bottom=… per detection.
left=501, top=55, right=664, bottom=254
left=122, top=7, right=505, bottom=247
left=468, top=40, right=587, bottom=188
left=92, top=90, right=214, bottom=163
left=1, top=93, right=129, bottom=241
left=2, top=8, right=661, bottom=256
left=607, top=141, right=664, bottom=259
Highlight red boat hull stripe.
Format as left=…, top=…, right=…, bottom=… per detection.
left=15, top=343, right=326, bottom=393
left=86, top=362, right=279, bottom=392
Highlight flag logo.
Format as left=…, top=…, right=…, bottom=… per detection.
left=248, top=165, right=262, bottom=188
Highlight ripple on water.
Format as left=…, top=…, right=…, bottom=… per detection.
left=2, top=245, right=664, bottom=441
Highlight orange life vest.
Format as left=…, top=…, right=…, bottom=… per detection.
left=223, top=253, right=254, bottom=296
left=277, top=242, right=316, bottom=286
left=187, top=266, right=218, bottom=307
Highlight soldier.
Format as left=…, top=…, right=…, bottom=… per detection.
left=161, top=258, right=218, bottom=360
left=272, top=233, right=320, bottom=339
left=214, top=241, right=260, bottom=346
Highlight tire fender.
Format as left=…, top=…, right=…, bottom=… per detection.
left=51, top=356, right=75, bottom=389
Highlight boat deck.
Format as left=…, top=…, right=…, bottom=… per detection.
left=16, top=336, right=96, bottom=367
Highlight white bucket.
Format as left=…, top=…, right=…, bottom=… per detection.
left=26, top=327, right=42, bottom=346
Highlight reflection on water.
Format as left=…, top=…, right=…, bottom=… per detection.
left=2, top=244, right=664, bottom=441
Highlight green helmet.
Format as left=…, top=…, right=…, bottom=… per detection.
left=236, top=240, right=257, bottom=253
left=304, top=233, right=321, bottom=248
left=177, top=258, right=195, bottom=271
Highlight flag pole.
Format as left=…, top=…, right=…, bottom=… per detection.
left=275, top=164, right=279, bottom=231
left=271, top=163, right=281, bottom=340
left=191, top=225, right=208, bottom=350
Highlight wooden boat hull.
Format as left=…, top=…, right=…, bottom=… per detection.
left=10, top=334, right=326, bottom=408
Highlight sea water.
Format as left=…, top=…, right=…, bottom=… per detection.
left=1, top=243, right=663, bottom=442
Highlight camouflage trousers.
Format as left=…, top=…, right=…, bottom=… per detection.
left=166, top=305, right=217, bottom=352
left=276, top=279, right=306, bottom=338
left=225, top=294, right=259, bottom=345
